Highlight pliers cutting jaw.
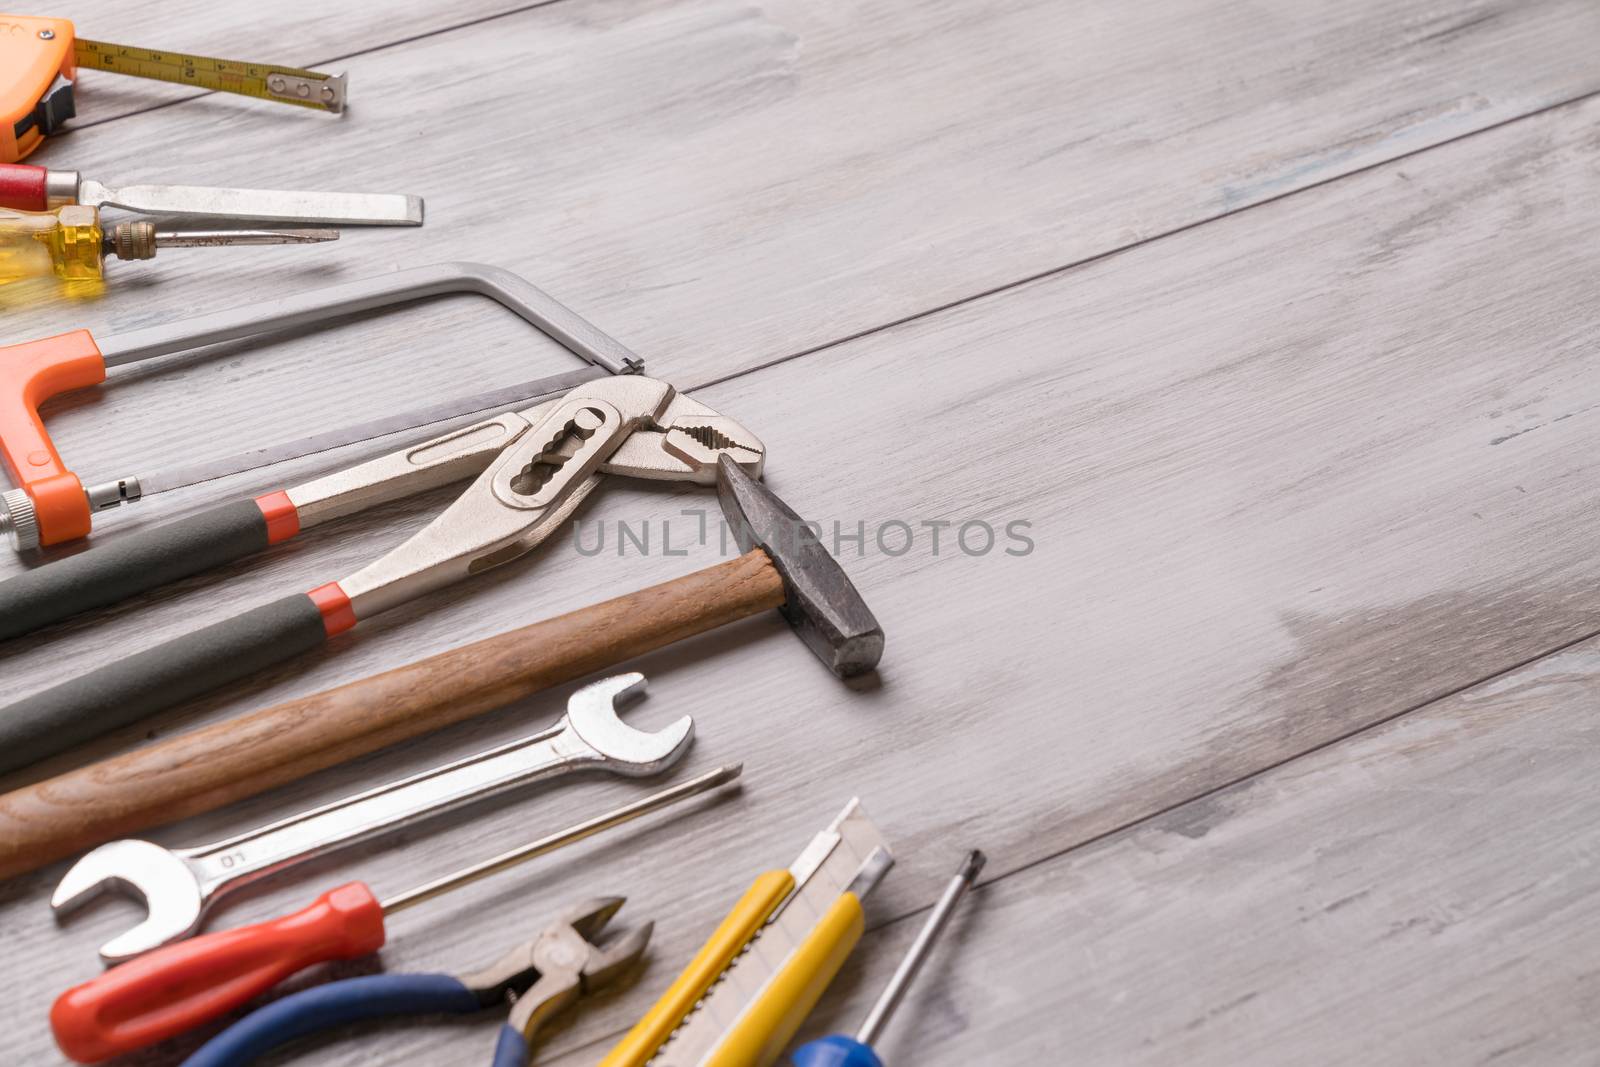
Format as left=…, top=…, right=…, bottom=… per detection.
left=491, top=896, right=654, bottom=1044
left=175, top=896, right=652, bottom=1066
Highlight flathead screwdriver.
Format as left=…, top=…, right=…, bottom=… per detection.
left=0, top=204, right=336, bottom=288
left=50, top=764, right=744, bottom=1064
left=791, top=850, right=985, bottom=1067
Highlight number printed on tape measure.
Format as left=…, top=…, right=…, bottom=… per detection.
left=72, top=37, right=344, bottom=112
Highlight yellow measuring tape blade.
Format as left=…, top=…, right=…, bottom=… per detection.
left=72, top=39, right=346, bottom=113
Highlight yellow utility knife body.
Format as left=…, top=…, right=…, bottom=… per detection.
left=602, top=799, right=893, bottom=1067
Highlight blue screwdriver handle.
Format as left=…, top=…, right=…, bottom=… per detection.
left=492, top=1023, right=532, bottom=1067
left=791, top=1033, right=885, bottom=1067
left=794, top=851, right=986, bottom=1067
left=181, top=973, right=481, bottom=1067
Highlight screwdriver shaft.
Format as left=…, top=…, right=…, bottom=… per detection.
left=854, top=849, right=985, bottom=1047
left=383, top=763, right=744, bottom=914
left=150, top=228, right=339, bottom=247
left=49, top=764, right=746, bottom=1062
left=79, top=179, right=423, bottom=226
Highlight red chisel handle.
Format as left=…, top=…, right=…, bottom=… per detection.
left=0, top=163, right=50, bottom=210
left=50, top=882, right=387, bottom=1064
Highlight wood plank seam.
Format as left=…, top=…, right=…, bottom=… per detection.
left=23, top=16, right=1600, bottom=834
left=21, top=42, right=1600, bottom=921
left=46, top=5, right=1600, bottom=415
left=511, top=616, right=1600, bottom=1064
left=9, top=8, right=1600, bottom=1062
left=58, top=0, right=578, bottom=136
left=689, top=85, right=1600, bottom=396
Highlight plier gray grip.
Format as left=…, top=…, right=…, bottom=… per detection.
left=0, top=376, right=763, bottom=773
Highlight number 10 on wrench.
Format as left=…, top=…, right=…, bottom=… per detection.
left=53, top=673, right=691, bottom=963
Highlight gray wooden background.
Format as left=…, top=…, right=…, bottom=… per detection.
left=4, top=1, right=1600, bottom=1063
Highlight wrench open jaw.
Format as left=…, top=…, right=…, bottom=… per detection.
left=50, top=840, right=206, bottom=967
left=565, top=673, right=693, bottom=775
left=52, top=673, right=692, bottom=965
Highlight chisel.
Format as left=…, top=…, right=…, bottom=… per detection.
left=0, top=163, right=424, bottom=225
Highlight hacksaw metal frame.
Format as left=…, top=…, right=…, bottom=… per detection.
left=0, top=261, right=642, bottom=550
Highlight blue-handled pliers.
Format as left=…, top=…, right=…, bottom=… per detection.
left=182, top=896, right=652, bottom=1067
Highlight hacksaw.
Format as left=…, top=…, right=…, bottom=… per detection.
left=0, top=262, right=643, bottom=552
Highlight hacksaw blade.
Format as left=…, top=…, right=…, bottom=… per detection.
left=137, top=365, right=604, bottom=497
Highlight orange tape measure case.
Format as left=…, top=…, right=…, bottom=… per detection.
left=0, top=15, right=77, bottom=163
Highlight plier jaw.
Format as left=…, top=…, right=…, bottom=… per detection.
left=603, top=395, right=766, bottom=484
left=166, top=896, right=653, bottom=1067
left=494, top=896, right=653, bottom=1042
left=339, top=378, right=766, bottom=617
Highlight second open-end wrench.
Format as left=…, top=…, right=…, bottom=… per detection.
left=51, top=673, right=690, bottom=964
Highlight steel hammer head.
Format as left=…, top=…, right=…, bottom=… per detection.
left=715, top=455, right=884, bottom=677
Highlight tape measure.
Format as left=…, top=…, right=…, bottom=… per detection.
left=2, top=14, right=345, bottom=163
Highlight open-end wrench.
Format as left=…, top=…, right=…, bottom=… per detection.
left=52, top=673, right=690, bottom=964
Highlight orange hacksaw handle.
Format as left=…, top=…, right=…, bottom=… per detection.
left=0, top=15, right=77, bottom=163
left=0, top=329, right=105, bottom=544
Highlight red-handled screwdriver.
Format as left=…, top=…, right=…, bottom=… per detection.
left=50, top=764, right=742, bottom=1063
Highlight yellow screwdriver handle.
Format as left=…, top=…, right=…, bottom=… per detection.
left=704, top=891, right=867, bottom=1067
left=599, top=870, right=797, bottom=1067
left=0, top=205, right=103, bottom=285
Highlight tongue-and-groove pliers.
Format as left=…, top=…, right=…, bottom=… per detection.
left=0, top=375, right=764, bottom=771
left=180, top=896, right=652, bottom=1067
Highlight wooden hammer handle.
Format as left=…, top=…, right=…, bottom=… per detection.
left=0, top=550, right=783, bottom=881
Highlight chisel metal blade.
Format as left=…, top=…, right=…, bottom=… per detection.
left=76, top=180, right=424, bottom=226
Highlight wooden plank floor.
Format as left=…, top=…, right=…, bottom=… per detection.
left=3, top=2, right=1599, bottom=1063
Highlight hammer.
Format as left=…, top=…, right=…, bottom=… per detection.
left=0, top=457, right=880, bottom=880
